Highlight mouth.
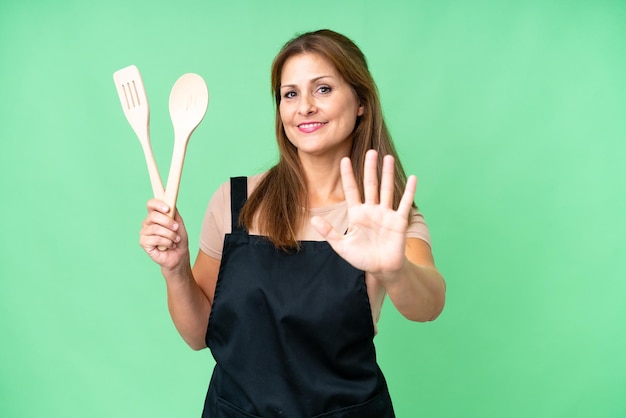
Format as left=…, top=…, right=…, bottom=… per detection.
left=297, top=122, right=327, bottom=133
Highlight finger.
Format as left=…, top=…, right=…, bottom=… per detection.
left=379, top=155, right=395, bottom=208
left=147, top=199, right=171, bottom=215
left=141, top=207, right=181, bottom=242
left=340, top=157, right=362, bottom=207
left=145, top=235, right=179, bottom=251
left=140, top=229, right=180, bottom=251
left=140, top=222, right=180, bottom=246
left=145, top=206, right=179, bottom=232
left=143, top=218, right=179, bottom=244
left=397, top=175, right=417, bottom=219
left=172, top=210, right=188, bottom=241
left=363, top=149, right=379, bottom=204
left=310, top=215, right=344, bottom=246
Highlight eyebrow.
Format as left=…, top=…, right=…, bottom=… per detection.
left=280, top=75, right=333, bottom=89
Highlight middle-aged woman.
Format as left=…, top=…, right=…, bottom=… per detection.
left=140, top=29, right=446, bottom=417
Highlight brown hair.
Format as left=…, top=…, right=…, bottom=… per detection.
left=240, top=29, right=411, bottom=250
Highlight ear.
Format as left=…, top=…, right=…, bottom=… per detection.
left=357, top=103, right=365, bottom=117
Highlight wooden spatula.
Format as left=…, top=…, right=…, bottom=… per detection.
left=113, top=65, right=164, bottom=198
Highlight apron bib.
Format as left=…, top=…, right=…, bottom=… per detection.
left=202, top=177, right=395, bottom=417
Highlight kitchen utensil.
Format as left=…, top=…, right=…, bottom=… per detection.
left=113, top=65, right=164, bottom=198
left=162, top=73, right=209, bottom=217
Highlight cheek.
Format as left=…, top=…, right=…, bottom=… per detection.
left=278, top=104, right=290, bottom=124
left=278, top=107, right=295, bottom=141
left=339, top=104, right=360, bottom=128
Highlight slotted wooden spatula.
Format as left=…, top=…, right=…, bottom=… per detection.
left=113, top=65, right=164, bottom=198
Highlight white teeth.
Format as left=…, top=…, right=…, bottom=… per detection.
left=299, top=122, right=324, bottom=128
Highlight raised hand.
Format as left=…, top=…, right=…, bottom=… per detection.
left=311, top=149, right=417, bottom=280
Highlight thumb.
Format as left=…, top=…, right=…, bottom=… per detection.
left=311, top=216, right=343, bottom=245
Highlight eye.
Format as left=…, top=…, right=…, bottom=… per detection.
left=283, top=91, right=297, bottom=99
left=317, top=85, right=332, bottom=94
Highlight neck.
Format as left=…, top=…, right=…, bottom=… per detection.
left=299, top=153, right=347, bottom=208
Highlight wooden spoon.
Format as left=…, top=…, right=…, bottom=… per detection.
left=162, top=73, right=209, bottom=217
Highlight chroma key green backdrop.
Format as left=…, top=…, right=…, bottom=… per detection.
left=1, top=1, right=625, bottom=417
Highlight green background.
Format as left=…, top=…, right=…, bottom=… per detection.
left=1, top=0, right=625, bottom=417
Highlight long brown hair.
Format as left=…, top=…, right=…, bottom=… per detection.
left=240, top=29, right=410, bottom=250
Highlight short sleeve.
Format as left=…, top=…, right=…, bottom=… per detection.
left=407, top=208, right=431, bottom=247
left=198, top=174, right=267, bottom=259
left=199, top=180, right=231, bottom=259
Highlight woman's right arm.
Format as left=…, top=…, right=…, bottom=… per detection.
left=140, top=199, right=220, bottom=350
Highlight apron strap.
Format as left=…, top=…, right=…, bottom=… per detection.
left=230, top=176, right=248, bottom=233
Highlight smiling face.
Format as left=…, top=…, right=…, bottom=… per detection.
left=279, top=53, right=364, bottom=159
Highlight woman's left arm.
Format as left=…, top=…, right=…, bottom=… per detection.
left=311, top=149, right=446, bottom=322
left=370, top=238, right=446, bottom=322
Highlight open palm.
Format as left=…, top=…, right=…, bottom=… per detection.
left=311, top=150, right=417, bottom=277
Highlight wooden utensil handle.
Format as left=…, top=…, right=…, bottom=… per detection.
left=140, top=140, right=164, bottom=199
left=157, top=132, right=189, bottom=251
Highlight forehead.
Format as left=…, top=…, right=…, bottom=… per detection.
left=280, top=53, right=340, bottom=83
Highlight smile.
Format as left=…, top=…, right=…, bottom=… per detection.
left=297, top=122, right=327, bottom=133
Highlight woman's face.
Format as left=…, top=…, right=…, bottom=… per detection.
left=279, top=53, right=364, bottom=158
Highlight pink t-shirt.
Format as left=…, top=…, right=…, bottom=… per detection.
left=199, top=173, right=431, bottom=331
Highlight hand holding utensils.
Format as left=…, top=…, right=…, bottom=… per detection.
left=114, top=65, right=209, bottom=250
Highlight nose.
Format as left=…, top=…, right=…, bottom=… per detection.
left=297, top=93, right=316, bottom=116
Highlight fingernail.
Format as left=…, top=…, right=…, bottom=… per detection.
left=173, top=223, right=179, bottom=231
left=175, top=235, right=181, bottom=243
left=162, top=205, right=169, bottom=212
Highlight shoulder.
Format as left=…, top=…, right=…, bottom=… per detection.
left=247, top=172, right=267, bottom=195
left=199, top=171, right=269, bottom=258
left=212, top=171, right=268, bottom=200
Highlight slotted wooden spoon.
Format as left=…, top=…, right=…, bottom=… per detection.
left=113, top=65, right=164, bottom=198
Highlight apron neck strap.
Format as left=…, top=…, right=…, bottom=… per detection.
left=230, top=176, right=248, bottom=233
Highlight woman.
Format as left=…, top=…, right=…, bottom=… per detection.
left=140, top=29, right=446, bottom=417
